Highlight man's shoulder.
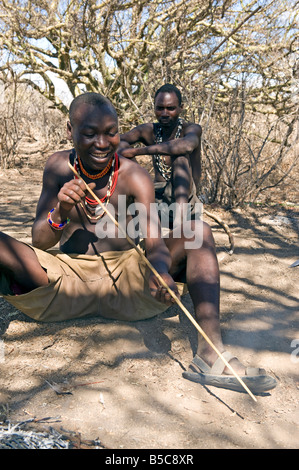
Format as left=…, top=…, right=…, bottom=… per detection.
left=118, top=156, right=154, bottom=199
left=135, top=122, right=154, bottom=131
left=182, top=120, right=202, bottom=134
left=43, top=149, right=73, bottom=179
left=122, top=122, right=153, bottom=134
left=119, top=155, right=152, bottom=180
left=46, top=149, right=72, bottom=166
left=136, top=122, right=154, bottom=139
left=121, top=123, right=154, bottom=146
left=119, top=154, right=148, bottom=172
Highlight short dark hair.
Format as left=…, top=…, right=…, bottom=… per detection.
left=154, top=84, right=182, bottom=105
left=69, top=92, right=117, bottom=124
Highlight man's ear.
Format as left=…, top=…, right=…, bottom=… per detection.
left=66, top=121, right=73, bottom=141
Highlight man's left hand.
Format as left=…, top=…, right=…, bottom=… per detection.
left=149, top=272, right=180, bottom=305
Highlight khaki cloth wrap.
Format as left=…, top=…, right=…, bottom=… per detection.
left=0, top=246, right=187, bottom=323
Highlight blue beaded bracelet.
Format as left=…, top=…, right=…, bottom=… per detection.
left=47, top=208, right=70, bottom=230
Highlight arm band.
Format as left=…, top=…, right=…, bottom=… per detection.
left=47, top=208, right=70, bottom=230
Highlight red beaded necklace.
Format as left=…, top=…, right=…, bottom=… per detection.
left=77, top=153, right=113, bottom=179
left=73, top=152, right=119, bottom=222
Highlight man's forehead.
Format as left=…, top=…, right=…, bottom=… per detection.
left=72, top=102, right=118, bottom=125
left=154, top=91, right=180, bottom=106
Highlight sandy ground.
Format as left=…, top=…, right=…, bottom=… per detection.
left=0, top=167, right=298, bottom=450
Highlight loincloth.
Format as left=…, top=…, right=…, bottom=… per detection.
left=0, top=246, right=187, bottom=323
left=154, top=180, right=202, bottom=231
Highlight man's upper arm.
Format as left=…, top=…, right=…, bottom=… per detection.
left=120, top=123, right=153, bottom=146
left=34, top=153, right=64, bottom=222
left=182, top=123, right=202, bottom=151
left=129, top=163, right=155, bottom=208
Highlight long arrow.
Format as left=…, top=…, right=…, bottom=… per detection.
left=68, top=161, right=257, bottom=401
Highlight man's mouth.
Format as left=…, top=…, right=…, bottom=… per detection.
left=159, top=117, right=171, bottom=125
left=90, top=151, right=112, bottom=160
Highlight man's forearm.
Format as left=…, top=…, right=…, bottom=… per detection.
left=32, top=203, right=70, bottom=250
left=137, top=138, right=196, bottom=157
left=32, top=219, right=63, bottom=250
left=146, top=244, right=172, bottom=274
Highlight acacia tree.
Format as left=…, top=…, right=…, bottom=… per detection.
left=0, top=0, right=297, bottom=204
left=0, top=0, right=297, bottom=118
left=200, top=76, right=298, bottom=206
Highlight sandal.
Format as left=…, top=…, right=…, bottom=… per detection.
left=182, top=351, right=277, bottom=393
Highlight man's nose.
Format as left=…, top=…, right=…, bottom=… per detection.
left=94, top=134, right=109, bottom=148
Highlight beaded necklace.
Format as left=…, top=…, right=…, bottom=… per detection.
left=153, top=118, right=183, bottom=182
left=73, top=152, right=119, bottom=223
left=77, top=153, right=113, bottom=179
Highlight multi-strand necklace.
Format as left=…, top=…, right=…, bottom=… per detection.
left=77, top=152, right=113, bottom=179
left=153, top=118, right=183, bottom=182
left=73, top=152, right=119, bottom=223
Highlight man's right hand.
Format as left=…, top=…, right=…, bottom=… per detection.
left=57, top=179, right=96, bottom=212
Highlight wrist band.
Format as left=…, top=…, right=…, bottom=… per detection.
left=47, top=208, right=70, bottom=230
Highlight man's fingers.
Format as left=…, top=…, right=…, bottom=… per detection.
left=87, top=182, right=97, bottom=191
left=60, top=179, right=94, bottom=205
left=150, top=284, right=180, bottom=305
left=66, top=188, right=84, bottom=202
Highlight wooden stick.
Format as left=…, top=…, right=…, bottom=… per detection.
left=68, top=161, right=257, bottom=401
left=204, top=209, right=235, bottom=254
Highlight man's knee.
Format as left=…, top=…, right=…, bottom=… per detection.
left=202, top=220, right=214, bottom=241
left=181, top=220, right=215, bottom=251
left=179, top=219, right=204, bottom=250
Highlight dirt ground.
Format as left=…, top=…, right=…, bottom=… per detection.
left=0, top=165, right=298, bottom=450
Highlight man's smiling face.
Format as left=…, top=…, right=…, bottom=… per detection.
left=67, top=103, right=120, bottom=173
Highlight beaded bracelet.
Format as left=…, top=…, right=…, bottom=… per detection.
left=47, top=208, right=70, bottom=230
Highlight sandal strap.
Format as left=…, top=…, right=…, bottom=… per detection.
left=191, top=353, right=267, bottom=378
left=192, top=355, right=212, bottom=373
left=209, top=351, right=237, bottom=375
left=192, top=351, right=237, bottom=375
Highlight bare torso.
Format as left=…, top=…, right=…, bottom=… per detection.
left=137, top=121, right=201, bottom=189
left=33, top=151, right=151, bottom=255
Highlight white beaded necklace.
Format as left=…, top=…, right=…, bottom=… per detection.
left=153, top=118, right=183, bottom=182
